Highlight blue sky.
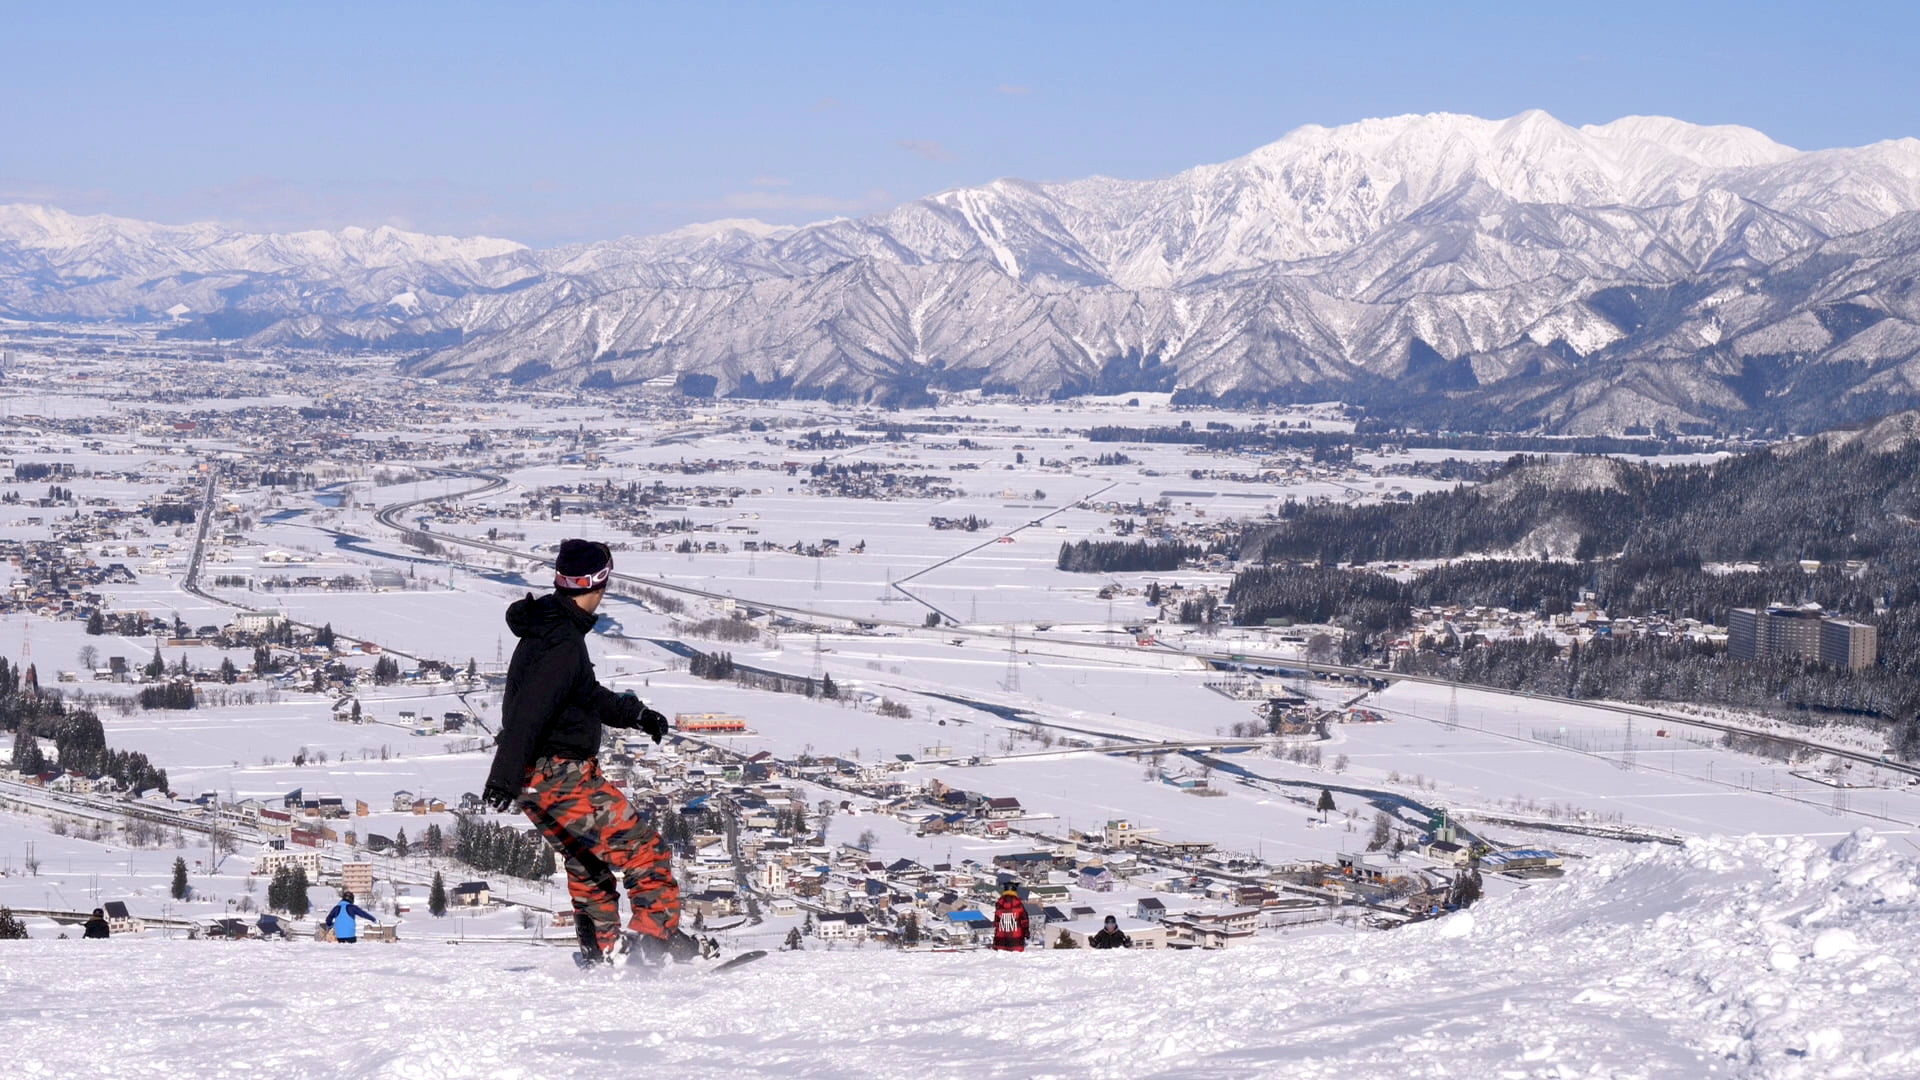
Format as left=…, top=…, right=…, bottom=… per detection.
left=5, top=1, right=1915, bottom=245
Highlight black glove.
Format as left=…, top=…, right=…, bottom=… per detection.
left=482, top=780, right=519, bottom=813
left=621, top=690, right=669, bottom=743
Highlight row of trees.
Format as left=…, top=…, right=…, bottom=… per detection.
left=2, top=667, right=168, bottom=792
left=136, top=682, right=197, bottom=710
left=260, top=470, right=318, bottom=489
left=1056, top=539, right=1207, bottom=573
left=687, top=649, right=840, bottom=699
left=12, top=462, right=74, bottom=481
left=451, top=815, right=558, bottom=881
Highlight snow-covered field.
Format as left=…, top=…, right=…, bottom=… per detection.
left=7, top=374, right=1920, bottom=1077
left=5, top=832, right=1915, bottom=1079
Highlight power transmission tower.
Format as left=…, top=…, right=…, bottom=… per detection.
left=1620, top=715, right=1636, bottom=771
left=813, top=558, right=822, bottom=593
left=810, top=634, right=824, bottom=681
left=1002, top=627, right=1020, bottom=693
left=1444, top=682, right=1459, bottom=731
left=880, top=568, right=895, bottom=604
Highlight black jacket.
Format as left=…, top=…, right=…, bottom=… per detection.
left=485, top=593, right=643, bottom=793
left=83, top=916, right=111, bottom=939
left=1090, top=926, right=1131, bottom=949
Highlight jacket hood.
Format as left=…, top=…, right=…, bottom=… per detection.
left=505, top=592, right=598, bottom=640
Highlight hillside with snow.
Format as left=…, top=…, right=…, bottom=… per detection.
left=5, top=832, right=1915, bottom=1078
left=9, top=111, right=1920, bottom=430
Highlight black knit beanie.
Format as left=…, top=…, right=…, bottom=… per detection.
left=554, top=539, right=612, bottom=594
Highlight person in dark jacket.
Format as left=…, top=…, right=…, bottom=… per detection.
left=1089, top=914, right=1132, bottom=949
left=482, top=539, right=688, bottom=968
left=325, top=891, right=377, bottom=943
left=83, top=908, right=111, bottom=939
left=992, top=885, right=1030, bottom=952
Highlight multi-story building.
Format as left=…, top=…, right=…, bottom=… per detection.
left=1729, top=606, right=1878, bottom=670
left=341, top=862, right=373, bottom=898
left=1819, top=619, right=1879, bottom=671
left=254, top=848, right=323, bottom=879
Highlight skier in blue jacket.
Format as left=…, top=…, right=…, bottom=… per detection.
left=325, top=891, right=377, bottom=944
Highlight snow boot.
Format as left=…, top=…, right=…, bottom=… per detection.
left=621, top=928, right=704, bottom=967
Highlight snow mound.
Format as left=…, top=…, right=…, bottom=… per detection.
left=2, top=833, right=1915, bottom=1078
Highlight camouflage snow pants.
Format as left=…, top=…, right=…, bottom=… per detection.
left=520, top=756, right=680, bottom=957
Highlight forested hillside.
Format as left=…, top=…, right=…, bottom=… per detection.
left=1229, top=436, right=1920, bottom=751
left=1250, top=438, right=1920, bottom=566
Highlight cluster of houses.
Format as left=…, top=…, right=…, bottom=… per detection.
left=1391, top=598, right=1724, bottom=655
left=2, top=533, right=142, bottom=624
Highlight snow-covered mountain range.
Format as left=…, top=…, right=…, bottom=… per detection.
left=9, top=110, right=1920, bottom=431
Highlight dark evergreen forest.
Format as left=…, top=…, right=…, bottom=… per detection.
left=1057, top=539, right=1206, bottom=573
left=1225, top=439, right=1920, bottom=753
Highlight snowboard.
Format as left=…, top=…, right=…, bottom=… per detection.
left=573, top=946, right=767, bottom=976
left=708, top=949, right=767, bottom=975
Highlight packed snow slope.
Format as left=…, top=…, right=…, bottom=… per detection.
left=9, top=111, right=1920, bottom=430
left=5, top=832, right=1917, bottom=1079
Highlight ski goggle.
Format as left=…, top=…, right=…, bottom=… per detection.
left=554, top=564, right=612, bottom=590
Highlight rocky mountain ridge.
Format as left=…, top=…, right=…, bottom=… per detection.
left=8, top=111, right=1920, bottom=432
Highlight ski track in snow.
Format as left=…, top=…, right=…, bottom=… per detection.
left=4, top=832, right=1917, bottom=1079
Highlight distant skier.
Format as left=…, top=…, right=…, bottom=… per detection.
left=482, top=539, right=689, bottom=968
left=325, top=891, right=377, bottom=944
left=1089, top=915, right=1132, bottom=949
left=83, top=908, right=111, bottom=939
left=992, top=884, right=1030, bottom=952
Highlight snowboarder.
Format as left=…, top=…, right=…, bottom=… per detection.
left=992, top=884, right=1030, bottom=952
left=482, top=539, right=691, bottom=969
left=325, top=891, right=377, bottom=944
left=83, top=908, right=111, bottom=939
left=1089, top=915, right=1132, bottom=949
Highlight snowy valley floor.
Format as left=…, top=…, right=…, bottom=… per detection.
left=5, top=833, right=1918, bottom=1080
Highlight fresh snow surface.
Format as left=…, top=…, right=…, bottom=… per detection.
left=5, top=831, right=1916, bottom=1078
